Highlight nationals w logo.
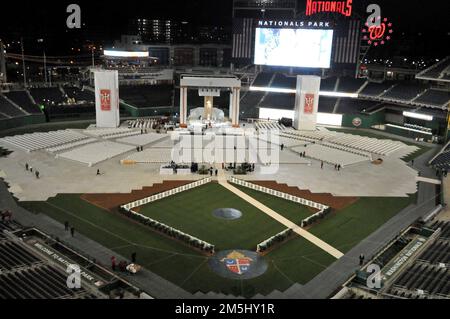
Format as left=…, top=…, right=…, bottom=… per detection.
left=369, top=23, right=386, bottom=40
left=362, top=16, right=394, bottom=47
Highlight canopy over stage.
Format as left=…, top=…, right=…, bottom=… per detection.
left=179, top=74, right=242, bottom=128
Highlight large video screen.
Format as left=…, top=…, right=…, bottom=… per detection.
left=254, top=28, right=334, bottom=68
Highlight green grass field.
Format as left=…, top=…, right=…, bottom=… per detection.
left=309, top=195, right=416, bottom=253
left=233, top=184, right=315, bottom=224
left=230, top=184, right=416, bottom=253
left=137, top=183, right=286, bottom=251
left=19, top=182, right=416, bottom=297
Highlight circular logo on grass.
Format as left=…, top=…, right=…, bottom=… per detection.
left=209, top=250, right=268, bottom=279
left=212, top=208, right=242, bottom=220
left=352, top=117, right=362, bottom=127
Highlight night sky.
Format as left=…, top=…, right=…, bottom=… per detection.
left=0, top=1, right=233, bottom=40
left=0, top=0, right=449, bottom=55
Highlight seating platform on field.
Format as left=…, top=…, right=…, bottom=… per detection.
left=46, top=138, right=98, bottom=153
left=327, top=134, right=406, bottom=156
left=255, top=121, right=286, bottom=131
left=257, top=133, right=310, bottom=148
left=258, top=127, right=417, bottom=162
left=127, top=118, right=159, bottom=129
left=83, top=128, right=140, bottom=139
left=57, top=141, right=135, bottom=166
left=292, top=144, right=369, bottom=167
left=116, top=132, right=168, bottom=146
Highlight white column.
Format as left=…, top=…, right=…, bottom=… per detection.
left=94, top=70, right=120, bottom=128
left=179, top=87, right=188, bottom=128
left=229, top=91, right=233, bottom=121
left=232, top=88, right=240, bottom=127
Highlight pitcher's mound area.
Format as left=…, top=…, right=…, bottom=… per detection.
left=212, top=208, right=242, bottom=220
left=209, top=250, right=268, bottom=280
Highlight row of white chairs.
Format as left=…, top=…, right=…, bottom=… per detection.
left=328, top=135, right=404, bottom=156
left=284, top=129, right=405, bottom=156
left=127, top=119, right=159, bottom=129
left=257, top=133, right=307, bottom=148
left=278, top=131, right=372, bottom=158
left=255, top=121, right=286, bottom=131
left=57, top=141, right=135, bottom=166
left=278, top=132, right=317, bottom=144
left=106, top=130, right=141, bottom=140
left=321, top=141, right=371, bottom=158
left=0, top=130, right=88, bottom=152
left=83, top=128, right=137, bottom=138
left=283, top=129, right=336, bottom=141
left=293, top=144, right=369, bottom=167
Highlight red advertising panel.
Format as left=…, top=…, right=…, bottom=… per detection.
left=100, top=89, right=111, bottom=111
left=304, top=93, right=315, bottom=114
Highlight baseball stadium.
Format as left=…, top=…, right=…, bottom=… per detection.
left=0, top=0, right=449, bottom=301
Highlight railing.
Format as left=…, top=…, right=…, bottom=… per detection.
left=230, top=176, right=330, bottom=231
left=229, top=177, right=328, bottom=211
left=120, top=208, right=214, bottom=254
left=119, top=177, right=214, bottom=253
left=121, top=177, right=211, bottom=211
left=229, top=177, right=331, bottom=228
left=300, top=208, right=332, bottom=228
left=256, top=228, right=293, bottom=253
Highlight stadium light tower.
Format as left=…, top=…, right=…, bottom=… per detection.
left=37, top=39, right=47, bottom=84
left=0, top=40, right=6, bottom=83
left=20, top=37, right=27, bottom=87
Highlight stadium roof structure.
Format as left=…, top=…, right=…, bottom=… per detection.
left=416, top=56, right=450, bottom=83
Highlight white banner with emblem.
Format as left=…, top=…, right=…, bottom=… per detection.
left=293, top=75, right=321, bottom=131
left=94, top=70, right=120, bottom=128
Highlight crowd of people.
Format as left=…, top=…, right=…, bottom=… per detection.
left=110, top=252, right=140, bottom=274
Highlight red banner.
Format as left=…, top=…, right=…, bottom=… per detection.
left=100, top=89, right=111, bottom=111
left=306, top=0, right=353, bottom=17
left=304, top=94, right=315, bottom=114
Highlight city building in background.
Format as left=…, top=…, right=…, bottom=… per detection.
left=128, top=18, right=230, bottom=45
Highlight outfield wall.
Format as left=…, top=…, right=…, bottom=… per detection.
left=342, top=111, right=386, bottom=129
left=0, top=114, right=46, bottom=131
left=120, top=101, right=175, bottom=117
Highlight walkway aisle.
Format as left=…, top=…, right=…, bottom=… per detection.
left=217, top=170, right=344, bottom=259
